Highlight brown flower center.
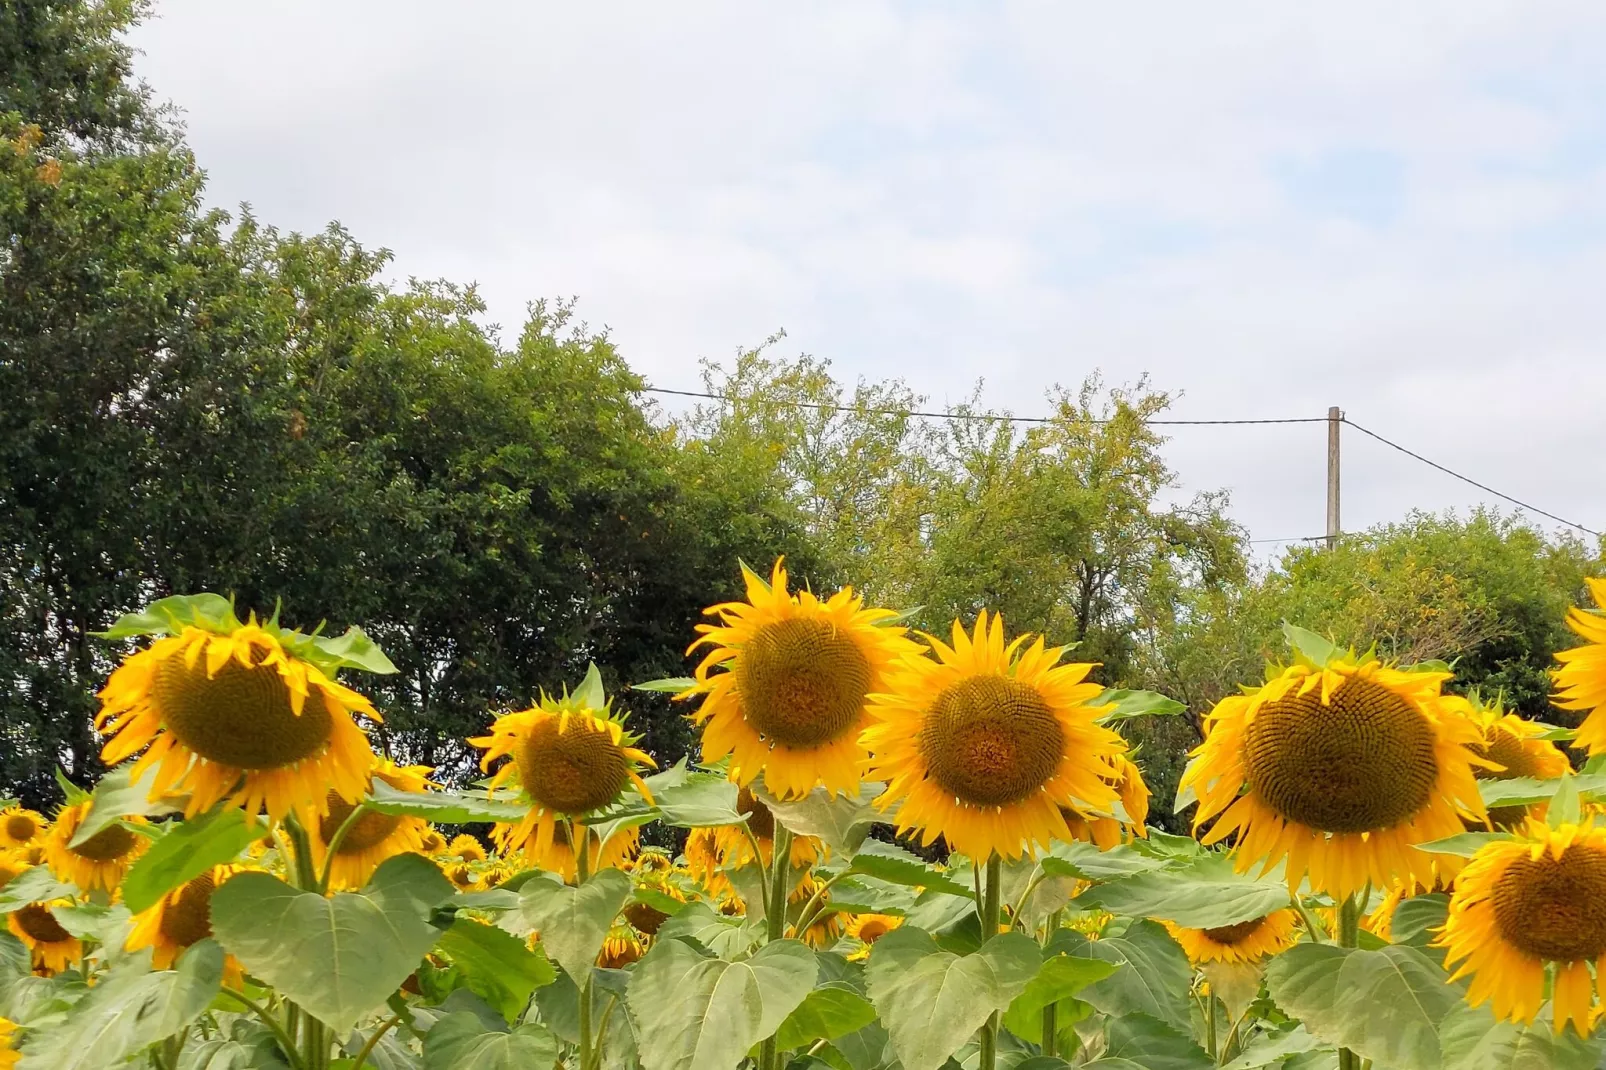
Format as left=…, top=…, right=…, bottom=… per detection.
left=13, top=903, right=71, bottom=944
left=624, top=902, right=669, bottom=935
left=858, top=918, right=893, bottom=944
left=516, top=718, right=628, bottom=814
left=733, top=618, right=873, bottom=748
left=919, top=675, right=1064, bottom=807
left=1244, top=677, right=1439, bottom=834
left=1492, top=844, right=1606, bottom=962
left=1202, top=918, right=1264, bottom=945
left=5, top=814, right=39, bottom=842
left=153, top=645, right=334, bottom=770
left=319, top=767, right=410, bottom=853
left=737, top=788, right=775, bottom=840
left=72, top=821, right=137, bottom=862
left=158, top=873, right=218, bottom=948
left=1473, top=730, right=1548, bottom=830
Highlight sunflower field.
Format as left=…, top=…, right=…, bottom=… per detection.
left=4, top=564, right=1606, bottom=1070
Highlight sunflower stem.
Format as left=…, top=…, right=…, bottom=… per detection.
left=1291, top=898, right=1327, bottom=944
left=574, top=818, right=591, bottom=885
left=1042, top=908, right=1064, bottom=1057
left=979, top=853, right=1003, bottom=1070
left=759, top=823, right=795, bottom=1070
left=222, top=989, right=305, bottom=1070
left=283, top=814, right=320, bottom=893
left=1338, top=894, right=1361, bottom=1070
left=1203, top=985, right=1218, bottom=1059
left=790, top=869, right=851, bottom=939
left=348, top=1015, right=401, bottom=1070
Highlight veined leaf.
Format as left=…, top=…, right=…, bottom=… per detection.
left=863, top=927, right=1041, bottom=1070
left=69, top=763, right=183, bottom=847
left=1071, top=855, right=1289, bottom=928
left=847, top=853, right=971, bottom=899
left=652, top=773, right=744, bottom=827
left=631, top=677, right=696, bottom=694
left=1001, top=952, right=1118, bottom=1043
left=773, top=982, right=877, bottom=1052
left=755, top=782, right=885, bottom=857
left=210, top=853, right=454, bottom=1034
left=366, top=780, right=530, bottom=824
left=626, top=937, right=817, bottom=1070
left=1282, top=623, right=1338, bottom=666
left=304, top=625, right=397, bottom=675
left=1415, top=831, right=1517, bottom=858
left=1103, top=1012, right=1213, bottom=1070
left=1264, top=943, right=1460, bottom=1070
left=1218, top=1024, right=1328, bottom=1070
left=421, top=1011, right=560, bottom=1070
left=93, top=593, right=237, bottom=639
left=1039, top=840, right=1166, bottom=883
left=503, top=869, right=631, bottom=981
left=1094, top=689, right=1187, bottom=722
left=570, top=662, right=608, bottom=710
left=120, top=808, right=264, bottom=913
left=1438, top=1001, right=1603, bottom=1070
left=0, top=866, right=75, bottom=912
left=1388, top=894, right=1450, bottom=950
left=1477, top=773, right=1606, bottom=809
left=17, top=942, right=222, bottom=1070
left=654, top=901, right=762, bottom=960
left=435, top=918, right=556, bottom=1024
left=1059, top=920, right=1192, bottom=1030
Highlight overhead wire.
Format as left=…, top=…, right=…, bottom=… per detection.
left=643, top=385, right=1601, bottom=538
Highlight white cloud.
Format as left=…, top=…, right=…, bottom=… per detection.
left=131, top=0, right=1606, bottom=547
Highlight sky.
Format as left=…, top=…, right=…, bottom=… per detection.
left=129, top=2, right=1606, bottom=552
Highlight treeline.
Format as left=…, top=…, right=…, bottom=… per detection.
left=3, top=2, right=1600, bottom=817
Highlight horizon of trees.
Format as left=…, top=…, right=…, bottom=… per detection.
left=3, top=2, right=1600, bottom=822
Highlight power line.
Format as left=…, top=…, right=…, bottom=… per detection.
left=642, top=386, right=1327, bottom=426
left=1248, top=536, right=1327, bottom=545
left=642, top=384, right=1601, bottom=538
left=1342, top=418, right=1601, bottom=538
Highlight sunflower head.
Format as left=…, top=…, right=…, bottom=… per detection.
left=1554, top=577, right=1606, bottom=757
left=44, top=800, right=149, bottom=894
left=0, top=808, right=45, bottom=850
left=1447, top=692, right=1570, bottom=829
left=864, top=611, right=1134, bottom=861
left=94, top=595, right=392, bottom=822
left=314, top=759, right=434, bottom=890
left=1062, top=752, right=1151, bottom=849
left=1165, top=910, right=1300, bottom=966
left=0, top=1016, right=18, bottom=1070
left=126, top=864, right=245, bottom=982
left=845, top=912, right=903, bottom=959
left=598, top=924, right=645, bottom=968
left=1440, top=817, right=1606, bottom=1034
left=683, top=559, right=919, bottom=800
left=448, top=834, right=486, bottom=862
left=7, top=898, right=82, bottom=974
left=1179, top=633, right=1487, bottom=899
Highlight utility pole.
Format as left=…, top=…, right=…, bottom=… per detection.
left=1326, top=406, right=1342, bottom=550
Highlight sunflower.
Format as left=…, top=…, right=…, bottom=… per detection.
left=682, top=559, right=919, bottom=800
left=43, top=800, right=149, bottom=893
left=419, top=829, right=447, bottom=856
left=0, top=808, right=45, bottom=849
left=96, top=617, right=379, bottom=822
left=444, top=861, right=478, bottom=891
left=1165, top=910, right=1300, bottom=966
left=0, top=1016, right=18, bottom=1070
left=794, top=873, right=845, bottom=949
left=447, top=834, right=486, bottom=862
left=863, top=612, right=1132, bottom=861
left=470, top=673, right=655, bottom=869
left=312, top=759, right=433, bottom=890
left=1554, top=577, right=1606, bottom=757
left=1179, top=648, right=1486, bottom=900
left=7, top=899, right=82, bottom=974
left=1439, top=818, right=1606, bottom=1034
left=712, top=788, right=823, bottom=873
left=845, top=913, right=903, bottom=960
left=519, top=822, right=640, bottom=884
left=632, top=847, right=674, bottom=876
left=1062, top=753, right=1151, bottom=849
left=598, top=923, right=645, bottom=968
left=1445, top=693, right=1570, bottom=830
left=125, top=864, right=245, bottom=985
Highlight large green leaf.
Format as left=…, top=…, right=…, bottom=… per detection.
left=1476, top=773, right=1606, bottom=808
left=503, top=868, right=631, bottom=981
left=847, top=851, right=971, bottom=898
left=755, top=782, right=886, bottom=857
left=774, top=982, right=878, bottom=1052
left=626, top=937, right=817, bottom=1070
left=366, top=780, right=530, bottom=823
left=1038, top=841, right=1166, bottom=883
left=1103, top=1012, right=1213, bottom=1070
left=420, top=1011, right=559, bottom=1069
left=1438, top=1002, right=1603, bottom=1070
left=1282, top=623, right=1338, bottom=666
left=0, top=866, right=75, bottom=912
left=304, top=625, right=398, bottom=675
left=120, top=808, right=264, bottom=913
left=210, top=853, right=454, bottom=1034
left=1061, top=920, right=1193, bottom=1030
left=652, top=774, right=744, bottom=827
left=1094, top=689, right=1187, bottom=722
left=1072, top=855, right=1289, bottom=928
left=435, top=918, right=556, bottom=1024
left=1388, top=894, right=1450, bottom=949
left=94, top=594, right=237, bottom=640
left=69, top=763, right=183, bottom=847
left=17, top=942, right=222, bottom=1070
left=654, top=900, right=762, bottom=960
left=1264, top=943, right=1460, bottom=1070
left=863, top=927, right=1041, bottom=1070
left=1001, top=953, right=1118, bottom=1042
left=1218, top=1025, right=1328, bottom=1070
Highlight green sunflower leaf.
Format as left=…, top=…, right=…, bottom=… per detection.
left=301, top=625, right=398, bottom=675
left=1438, top=1001, right=1604, bottom=1070
left=632, top=676, right=697, bottom=694
left=69, top=762, right=184, bottom=847
left=366, top=780, right=531, bottom=824
left=1093, top=689, right=1187, bottom=722
left=502, top=868, right=631, bottom=982
left=1038, top=840, right=1167, bottom=883
left=1281, top=623, right=1338, bottom=667
left=435, top=919, right=556, bottom=1025
left=756, top=781, right=885, bottom=857
left=1414, top=831, right=1517, bottom=858
left=421, top=1011, right=561, bottom=1070
left=1477, top=773, right=1606, bottom=808
left=93, top=593, right=238, bottom=640
left=0, top=866, right=76, bottom=913
left=1001, top=952, right=1119, bottom=1044
left=652, top=774, right=744, bottom=827
left=1070, top=855, right=1289, bottom=928
left=118, top=808, right=264, bottom=914
left=1103, top=1012, right=1213, bottom=1070
left=864, top=927, right=1042, bottom=1070
left=773, top=983, right=878, bottom=1052
left=1055, top=920, right=1193, bottom=1030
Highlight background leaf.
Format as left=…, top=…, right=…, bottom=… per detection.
left=774, top=983, right=878, bottom=1052
left=1094, top=689, right=1187, bottom=721
left=1103, top=1012, right=1213, bottom=1070
left=366, top=780, right=530, bottom=824
left=1060, top=920, right=1193, bottom=1030
left=119, top=808, right=263, bottom=913
left=68, top=763, right=183, bottom=848
left=1072, top=855, right=1289, bottom=928
left=420, top=1011, right=559, bottom=1070
left=755, top=782, right=886, bottom=857
left=1437, top=1002, right=1603, bottom=1070
left=435, top=918, right=556, bottom=1024
left=503, top=868, right=631, bottom=981
left=652, top=774, right=745, bottom=827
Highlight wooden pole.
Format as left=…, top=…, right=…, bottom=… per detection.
left=1326, top=406, right=1342, bottom=549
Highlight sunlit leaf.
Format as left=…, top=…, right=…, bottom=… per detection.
left=120, top=808, right=263, bottom=913
left=421, top=1010, right=560, bottom=1070
left=1072, top=855, right=1288, bottom=928
left=503, top=869, right=631, bottom=982
left=773, top=982, right=877, bottom=1052
left=366, top=779, right=530, bottom=824
left=1094, top=689, right=1187, bottom=722
left=436, top=918, right=556, bottom=1024
left=755, top=782, right=886, bottom=857
left=1059, top=921, right=1192, bottom=1031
